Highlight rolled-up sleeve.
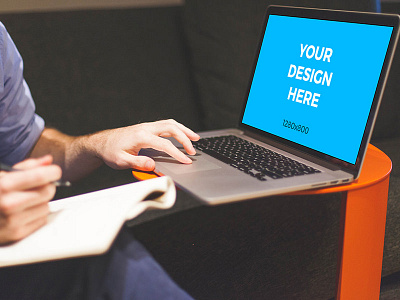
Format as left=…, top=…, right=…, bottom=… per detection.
left=0, top=22, right=44, bottom=165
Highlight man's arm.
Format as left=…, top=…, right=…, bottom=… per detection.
left=29, top=128, right=103, bottom=182
left=29, top=119, right=200, bottom=182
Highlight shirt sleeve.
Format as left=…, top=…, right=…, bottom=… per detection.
left=0, top=22, right=45, bottom=165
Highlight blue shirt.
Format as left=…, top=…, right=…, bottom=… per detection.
left=0, top=22, right=44, bottom=165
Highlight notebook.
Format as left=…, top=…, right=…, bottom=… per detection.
left=141, top=5, right=400, bottom=205
left=0, top=176, right=176, bottom=267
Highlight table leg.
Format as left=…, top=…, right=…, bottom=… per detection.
left=336, top=176, right=390, bottom=299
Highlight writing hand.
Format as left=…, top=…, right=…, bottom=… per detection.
left=0, top=155, right=62, bottom=244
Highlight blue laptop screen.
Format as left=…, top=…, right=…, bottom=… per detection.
left=241, top=15, right=393, bottom=164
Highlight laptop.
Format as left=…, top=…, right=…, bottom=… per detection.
left=141, top=5, right=400, bottom=205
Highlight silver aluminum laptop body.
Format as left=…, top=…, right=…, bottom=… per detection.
left=142, top=6, right=400, bottom=205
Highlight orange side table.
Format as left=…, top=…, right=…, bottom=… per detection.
left=132, top=144, right=392, bottom=300
left=289, top=144, right=392, bottom=300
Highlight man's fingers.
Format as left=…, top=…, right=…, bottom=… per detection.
left=119, top=153, right=155, bottom=171
left=98, top=119, right=200, bottom=171
left=20, top=216, right=48, bottom=240
left=0, top=185, right=56, bottom=215
left=120, top=135, right=192, bottom=170
left=157, top=124, right=197, bottom=155
left=0, top=164, right=61, bottom=192
left=162, top=119, right=200, bottom=141
left=0, top=209, right=48, bottom=243
left=149, top=136, right=192, bottom=164
left=0, top=202, right=49, bottom=230
left=13, top=155, right=53, bottom=170
left=17, top=202, right=50, bottom=227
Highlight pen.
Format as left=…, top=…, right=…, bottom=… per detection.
left=0, top=162, right=71, bottom=187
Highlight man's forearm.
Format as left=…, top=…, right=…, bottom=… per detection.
left=29, top=128, right=104, bottom=181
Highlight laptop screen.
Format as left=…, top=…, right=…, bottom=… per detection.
left=241, top=14, right=393, bottom=164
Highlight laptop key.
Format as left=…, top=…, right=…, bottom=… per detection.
left=256, top=174, right=267, bottom=181
left=201, top=148, right=235, bottom=165
left=260, top=169, right=283, bottom=179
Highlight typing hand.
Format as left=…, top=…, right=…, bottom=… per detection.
left=89, top=119, right=200, bottom=171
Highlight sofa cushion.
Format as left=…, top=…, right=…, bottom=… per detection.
left=374, top=3, right=400, bottom=140
left=1, top=7, right=201, bottom=135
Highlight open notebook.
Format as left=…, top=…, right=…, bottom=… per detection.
left=0, top=176, right=175, bottom=267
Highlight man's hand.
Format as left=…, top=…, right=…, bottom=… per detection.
left=87, top=119, right=200, bottom=171
left=30, top=119, right=200, bottom=181
left=0, top=155, right=62, bottom=244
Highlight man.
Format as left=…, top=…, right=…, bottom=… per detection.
left=0, top=21, right=197, bottom=299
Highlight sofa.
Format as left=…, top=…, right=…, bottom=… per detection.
left=1, top=0, right=400, bottom=298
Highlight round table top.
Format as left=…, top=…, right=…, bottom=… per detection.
left=288, top=144, right=392, bottom=195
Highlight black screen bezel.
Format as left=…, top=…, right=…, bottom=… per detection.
left=238, top=5, right=400, bottom=177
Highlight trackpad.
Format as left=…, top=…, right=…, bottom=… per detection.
left=161, top=158, right=221, bottom=175
left=140, top=148, right=221, bottom=174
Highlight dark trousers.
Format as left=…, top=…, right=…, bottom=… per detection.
left=0, top=227, right=192, bottom=300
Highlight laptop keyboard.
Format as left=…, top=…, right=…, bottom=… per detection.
left=192, top=135, right=321, bottom=181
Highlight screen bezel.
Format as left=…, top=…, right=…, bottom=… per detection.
left=238, top=5, right=400, bottom=177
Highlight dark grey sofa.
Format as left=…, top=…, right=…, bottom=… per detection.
left=1, top=0, right=400, bottom=299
